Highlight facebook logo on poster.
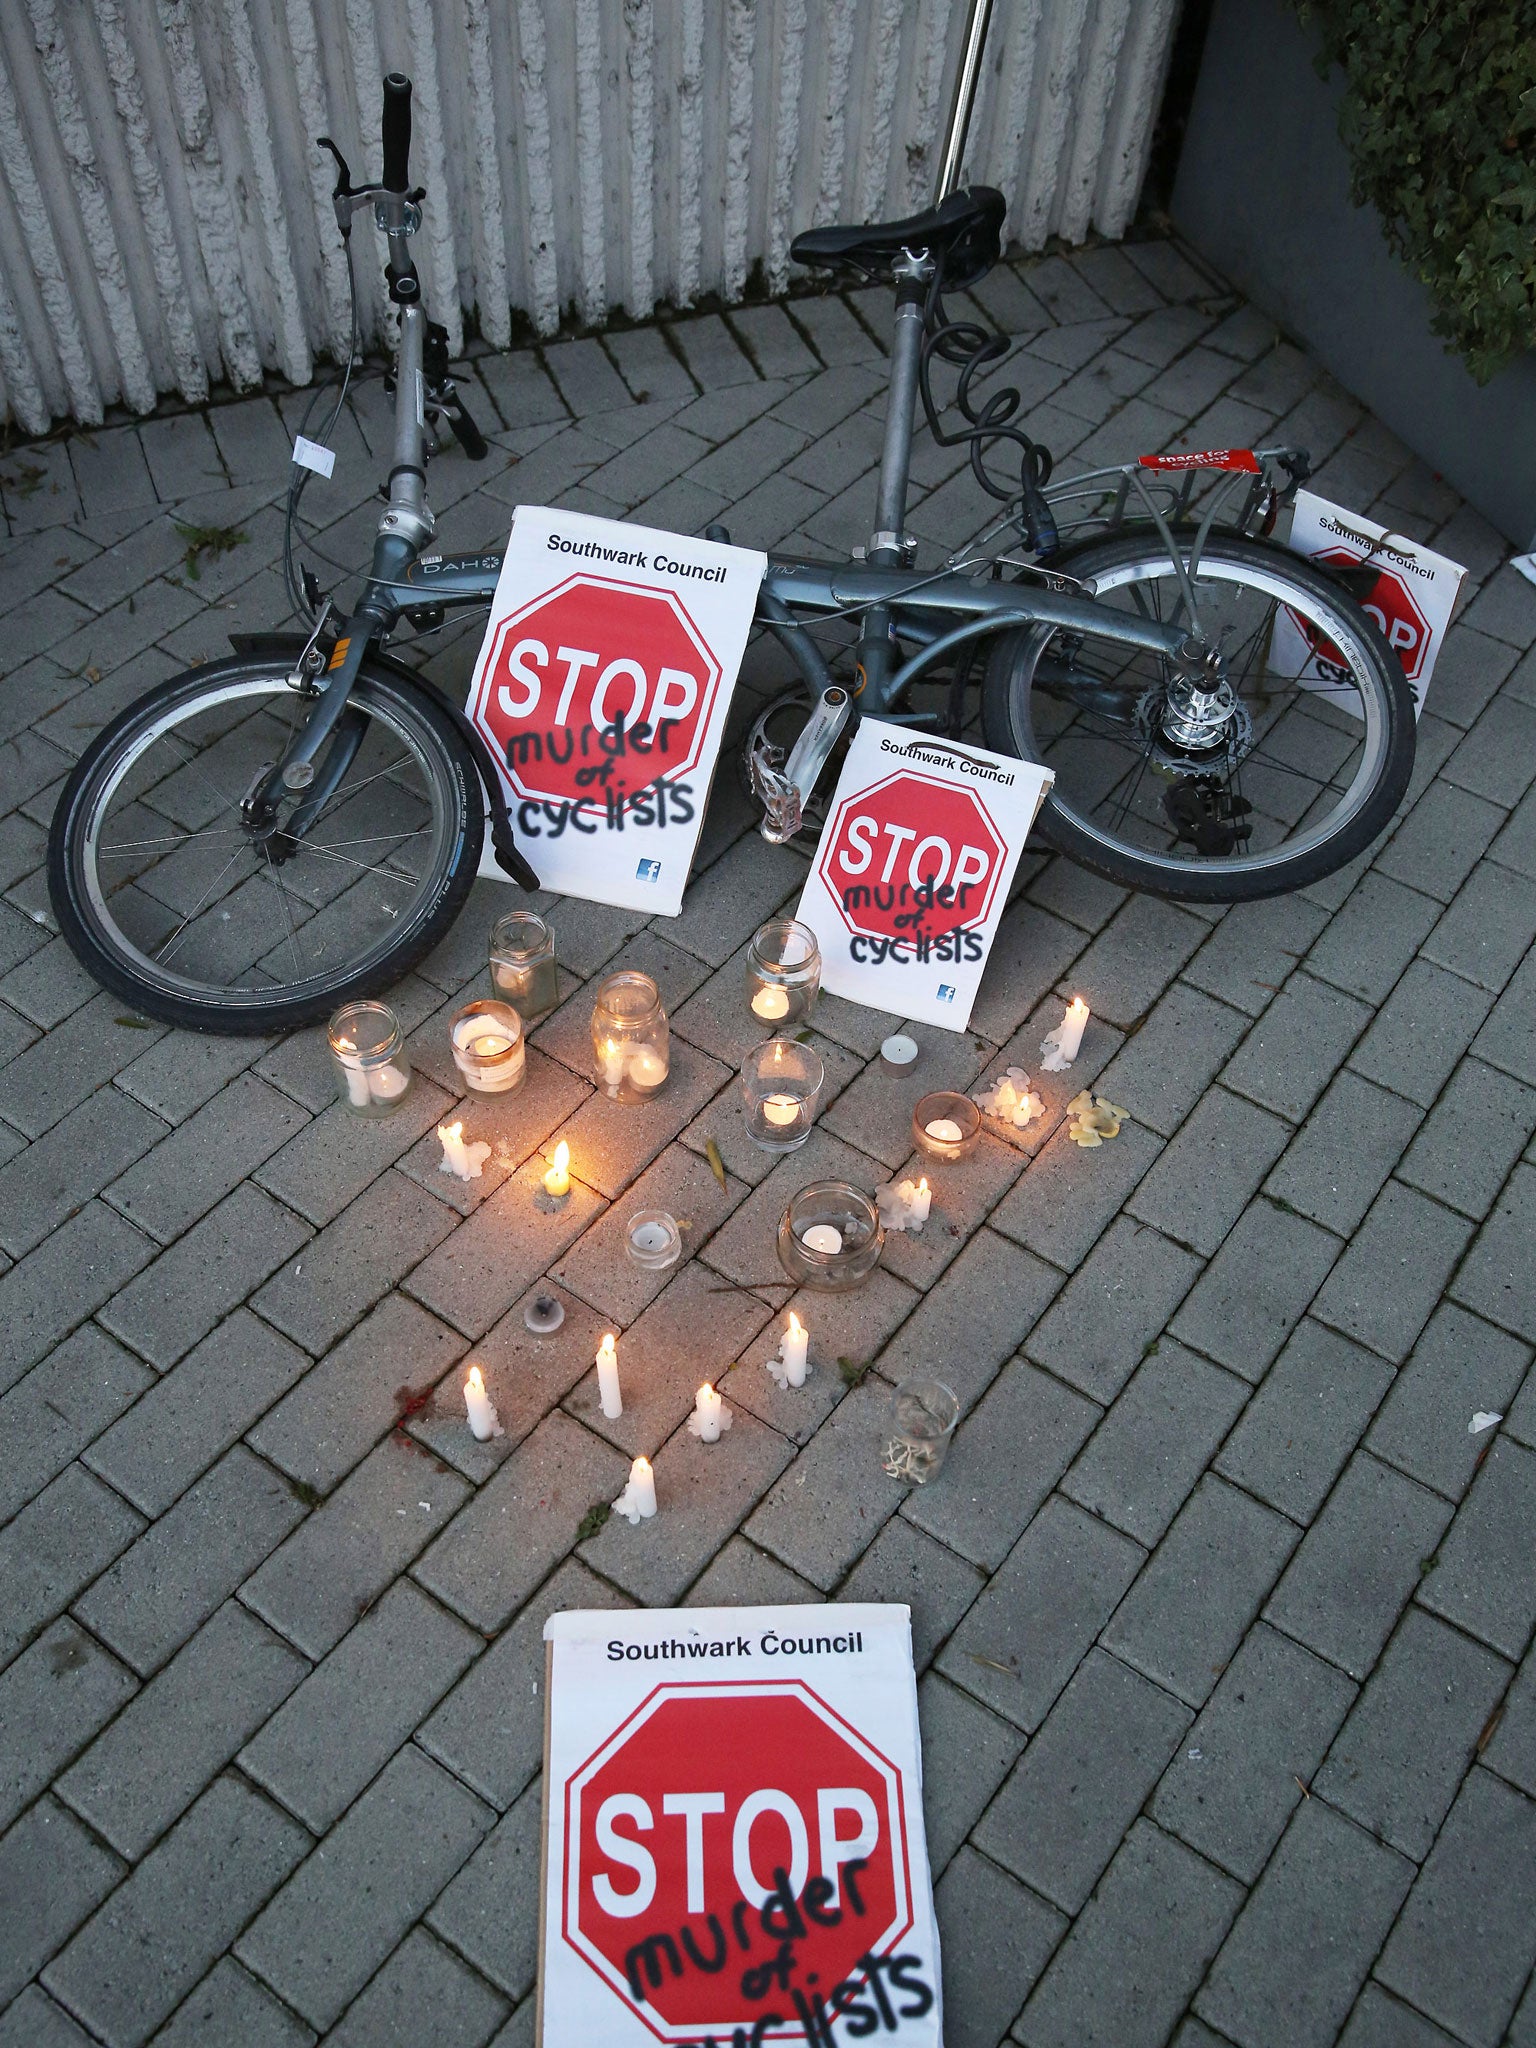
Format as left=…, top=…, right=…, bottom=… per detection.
left=635, top=858, right=663, bottom=883
left=936, top=984, right=957, bottom=1003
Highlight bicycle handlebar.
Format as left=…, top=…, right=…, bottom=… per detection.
left=381, top=73, right=412, bottom=192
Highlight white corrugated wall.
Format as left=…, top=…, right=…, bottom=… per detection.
left=0, top=0, right=1180, bottom=434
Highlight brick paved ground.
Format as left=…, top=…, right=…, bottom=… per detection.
left=2, top=234, right=1535, bottom=2048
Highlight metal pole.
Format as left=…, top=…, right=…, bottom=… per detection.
left=934, top=0, right=996, bottom=200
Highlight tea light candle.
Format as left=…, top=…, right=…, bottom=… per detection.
left=596, top=1332, right=623, bottom=1419
left=752, top=986, right=791, bottom=1022
left=464, top=1365, right=501, bottom=1441
left=612, top=1454, right=658, bottom=1523
left=880, top=1033, right=919, bottom=1071
left=800, top=1222, right=844, bottom=1256
left=924, top=1117, right=964, bottom=1145
left=1041, top=996, right=1090, bottom=1071
left=631, top=1218, right=672, bottom=1256
left=369, top=1064, right=409, bottom=1103
left=692, top=1382, right=724, bottom=1442
left=626, top=1045, right=669, bottom=1094
left=543, top=1140, right=570, bottom=1198
left=450, top=1005, right=525, bottom=1094
left=761, top=1093, right=802, bottom=1129
left=781, top=1311, right=809, bottom=1387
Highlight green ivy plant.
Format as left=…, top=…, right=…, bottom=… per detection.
left=1296, top=1, right=1536, bottom=381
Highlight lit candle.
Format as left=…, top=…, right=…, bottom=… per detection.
left=752, top=985, right=791, bottom=1022
left=598, top=1038, right=627, bottom=1089
left=543, top=1140, right=570, bottom=1198
left=781, top=1311, right=809, bottom=1387
left=596, top=1332, right=623, bottom=1419
left=612, top=1454, right=658, bottom=1523
left=761, top=1093, right=802, bottom=1128
left=910, top=1177, right=932, bottom=1226
left=692, top=1382, right=724, bottom=1442
left=335, top=1037, right=370, bottom=1109
left=439, top=1121, right=467, bottom=1177
left=1040, top=997, right=1090, bottom=1071
left=924, top=1117, right=964, bottom=1144
left=463, top=1365, right=501, bottom=1441
left=626, top=1044, right=669, bottom=1094
left=800, top=1222, right=844, bottom=1256
left=368, top=1063, right=409, bottom=1103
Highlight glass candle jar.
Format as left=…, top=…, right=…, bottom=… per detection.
left=591, top=971, right=670, bottom=1103
left=746, top=918, right=821, bottom=1029
left=913, top=1090, right=981, bottom=1161
left=450, top=998, right=526, bottom=1095
left=777, top=1180, right=884, bottom=1291
left=328, top=1000, right=412, bottom=1119
left=624, top=1210, right=683, bottom=1270
left=881, top=1376, right=959, bottom=1484
left=489, top=910, right=560, bottom=1022
left=742, top=1038, right=824, bottom=1153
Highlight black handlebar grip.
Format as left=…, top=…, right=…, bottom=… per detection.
left=445, top=397, right=489, bottom=462
left=381, top=73, right=412, bottom=192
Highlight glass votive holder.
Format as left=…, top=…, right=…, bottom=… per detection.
left=489, top=910, right=560, bottom=1022
left=742, top=1037, right=825, bottom=1153
left=592, top=970, right=670, bottom=1103
left=746, top=917, right=822, bottom=1030
left=450, top=998, right=526, bottom=1095
left=881, top=1376, right=959, bottom=1484
left=913, top=1091, right=981, bottom=1161
left=625, top=1210, right=682, bottom=1271
left=777, top=1180, right=884, bottom=1292
left=328, top=1000, right=412, bottom=1119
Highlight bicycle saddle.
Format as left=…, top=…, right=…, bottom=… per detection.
left=790, top=186, right=1006, bottom=288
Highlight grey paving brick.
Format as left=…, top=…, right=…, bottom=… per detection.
left=252, top=1172, right=457, bottom=1356
left=991, top=1114, right=1162, bottom=1273
left=965, top=900, right=1087, bottom=1045
left=728, top=302, right=820, bottom=378
left=823, top=1521, right=978, bottom=1675
left=57, top=1601, right=306, bottom=1860
left=1460, top=561, right=1536, bottom=648
left=0, top=1461, right=144, bottom=1671
left=822, top=1026, right=988, bottom=1171
left=539, top=335, right=628, bottom=416
left=744, top=1377, right=907, bottom=1590
left=1198, top=1799, right=1413, bottom=2048
left=0, top=1202, right=155, bottom=1395
left=101, top=1184, right=311, bottom=1372
left=979, top=1648, right=1191, bottom=1914
left=1027, top=1215, right=1203, bottom=1404
left=1223, top=972, right=1372, bottom=1123
left=83, top=1309, right=311, bottom=1517
left=0, top=1325, right=151, bottom=1525
left=237, top=1746, right=492, bottom=2032
left=404, top=1157, right=606, bottom=1339
left=1018, top=1820, right=1242, bottom=2048
left=1416, top=1437, right=1536, bottom=1660
left=1336, top=1985, right=1461, bottom=2048
left=473, top=351, right=566, bottom=432
left=1170, top=1197, right=1342, bottom=1383
left=1306, top=871, right=1441, bottom=1005
left=247, top=1294, right=466, bottom=1498
left=1350, top=959, right=1496, bottom=1112
left=0, top=1617, right=137, bottom=1832
left=1376, top=1767, right=1536, bottom=2048
left=1059, top=895, right=1209, bottom=1027
left=1473, top=944, right=1536, bottom=1086
left=147, top=1959, right=315, bottom=2048
left=550, top=1140, right=746, bottom=1323
left=933, top=1843, right=1064, bottom=2048
left=1266, top=1452, right=1452, bottom=1678
left=873, top=1227, right=1063, bottom=1418
left=1483, top=1645, right=1536, bottom=1798
left=1215, top=1318, right=1394, bottom=1522
left=1091, top=984, right=1250, bottom=1139
left=1105, top=1477, right=1299, bottom=1708
left=44, top=1775, right=306, bottom=2048
left=1316, top=1606, right=1510, bottom=1860
left=327, top=1927, right=508, bottom=2048
left=1398, top=1058, right=1536, bottom=1219
left=1312, top=1178, right=1474, bottom=1363
left=939, top=1496, right=1145, bottom=1731
left=104, top=1075, right=308, bottom=1244
left=1452, top=1161, right=1536, bottom=1342
left=1127, top=1087, right=1293, bottom=1257
left=424, top=1779, right=541, bottom=2004
left=1421, top=863, right=1536, bottom=1000
left=0, top=1088, right=166, bottom=1259
left=1065, top=1341, right=1249, bottom=1546
left=1368, top=1302, right=1532, bottom=1500
left=1493, top=775, right=1536, bottom=879
left=240, top=1580, right=478, bottom=1834
left=418, top=1558, right=631, bottom=1812
left=0, top=1986, right=97, bottom=2048
left=0, top=1797, right=125, bottom=2009
left=1375, top=778, right=1506, bottom=902
left=1264, top=1070, right=1423, bottom=1235
left=1152, top=1620, right=1356, bottom=1884
left=916, top=1670, right=1024, bottom=1875
left=683, top=1534, right=822, bottom=1609
left=74, top=1445, right=304, bottom=1677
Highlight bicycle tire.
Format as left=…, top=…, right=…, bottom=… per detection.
left=981, top=529, right=1416, bottom=902
left=48, top=654, right=484, bottom=1034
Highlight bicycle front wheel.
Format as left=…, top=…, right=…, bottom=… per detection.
left=48, top=654, right=484, bottom=1033
left=981, top=530, right=1416, bottom=901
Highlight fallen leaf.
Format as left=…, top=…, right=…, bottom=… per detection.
left=705, top=1137, right=728, bottom=1192
left=968, top=1652, right=1017, bottom=1677
left=113, top=1014, right=154, bottom=1029
left=1476, top=1704, right=1505, bottom=1754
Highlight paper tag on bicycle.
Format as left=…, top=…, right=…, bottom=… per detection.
left=466, top=506, right=765, bottom=914
left=291, top=435, right=336, bottom=479
left=1270, top=489, right=1465, bottom=720
left=794, top=719, right=1052, bottom=1033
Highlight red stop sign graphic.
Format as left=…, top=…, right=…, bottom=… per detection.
left=565, top=1681, right=914, bottom=2039
left=469, top=574, right=723, bottom=808
left=823, top=769, right=1007, bottom=944
left=1289, top=546, right=1432, bottom=685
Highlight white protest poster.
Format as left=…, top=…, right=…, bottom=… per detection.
left=538, top=1604, right=941, bottom=2046
left=1271, top=488, right=1466, bottom=719
left=467, top=506, right=765, bottom=914
left=793, top=719, right=1052, bottom=1033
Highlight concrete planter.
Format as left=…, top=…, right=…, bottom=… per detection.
left=1173, top=0, right=1536, bottom=548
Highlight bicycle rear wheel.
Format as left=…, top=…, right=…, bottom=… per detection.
left=981, top=530, right=1416, bottom=901
left=49, top=653, right=483, bottom=1033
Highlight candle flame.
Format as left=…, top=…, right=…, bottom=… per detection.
left=918, top=1176, right=929, bottom=1194
left=467, top=1365, right=485, bottom=1395
left=634, top=1455, right=652, bottom=1475
left=598, top=1332, right=616, bottom=1359
left=438, top=1121, right=462, bottom=1143
left=1070, top=996, right=1089, bottom=1016
left=552, top=1140, right=569, bottom=1173
left=700, top=1381, right=713, bottom=1399
left=788, top=1311, right=804, bottom=1337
